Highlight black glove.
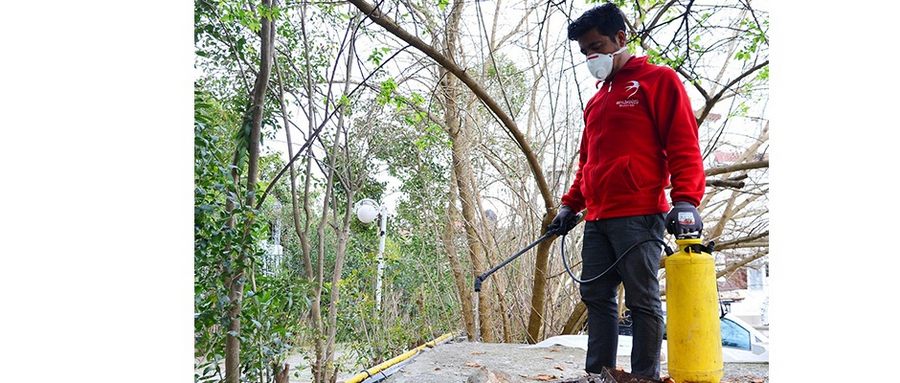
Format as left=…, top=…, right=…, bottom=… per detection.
left=665, top=201, right=703, bottom=237
left=548, top=205, right=577, bottom=235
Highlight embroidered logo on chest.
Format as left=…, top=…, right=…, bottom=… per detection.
left=616, top=80, right=640, bottom=108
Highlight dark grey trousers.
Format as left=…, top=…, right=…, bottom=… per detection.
left=579, top=214, right=665, bottom=379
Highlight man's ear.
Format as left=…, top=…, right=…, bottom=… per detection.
left=616, top=30, right=627, bottom=48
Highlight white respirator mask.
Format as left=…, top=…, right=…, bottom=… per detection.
left=586, top=45, right=628, bottom=81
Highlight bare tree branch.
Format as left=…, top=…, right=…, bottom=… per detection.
left=705, top=159, right=768, bottom=177
left=639, top=0, right=680, bottom=41
left=715, top=230, right=768, bottom=250
left=346, top=0, right=554, bottom=211
left=706, top=179, right=745, bottom=188
left=255, top=44, right=413, bottom=210
left=697, top=59, right=768, bottom=123
left=717, top=250, right=768, bottom=278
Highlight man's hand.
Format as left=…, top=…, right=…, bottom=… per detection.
left=548, top=205, right=578, bottom=235
left=665, top=201, right=703, bottom=237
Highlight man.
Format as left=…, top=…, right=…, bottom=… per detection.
left=546, top=3, right=706, bottom=380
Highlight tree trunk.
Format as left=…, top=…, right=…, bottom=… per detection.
left=440, top=0, right=494, bottom=343
left=298, top=0, right=317, bottom=283
left=322, top=19, right=358, bottom=380
left=617, top=283, right=626, bottom=320
left=525, top=211, right=557, bottom=343
left=347, top=0, right=560, bottom=344
left=447, top=90, right=494, bottom=342
left=225, top=2, right=274, bottom=382
left=561, top=301, right=587, bottom=335
left=471, top=148, right=512, bottom=342
left=323, top=187, right=354, bottom=382
left=273, top=56, right=313, bottom=281
left=274, top=363, right=290, bottom=383
left=295, top=2, right=329, bottom=381
left=312, top=125, right=342, bottom=382
left=443, top=171, right=476, bottom=340
left=454, top=148, right=494, bottom=342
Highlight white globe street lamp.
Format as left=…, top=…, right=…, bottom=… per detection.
left=355, top=198, right=380, bottom=224
left=354, top=198, right=388, bottom=311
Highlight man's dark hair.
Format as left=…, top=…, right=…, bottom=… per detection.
left=567, top=3, right=627, bottom=41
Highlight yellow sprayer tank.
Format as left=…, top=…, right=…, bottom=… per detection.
left=665, top=238, right=723, bottom=383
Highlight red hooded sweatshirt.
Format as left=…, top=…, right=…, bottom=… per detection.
left=561, top=56, right=705, bottom=221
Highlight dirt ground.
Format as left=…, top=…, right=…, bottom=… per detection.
left=380, top=340, right=768, bottom=383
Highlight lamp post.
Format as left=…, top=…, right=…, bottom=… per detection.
left=354, top=198, right=387, bottom=311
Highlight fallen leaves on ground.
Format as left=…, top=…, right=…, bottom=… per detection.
left=554, top=365, right=565, bottom=371
left=471, top=351, right=486, bottom=355
left=464, top=361, right=481, bottom=368
left=531, top=374, right=557, bottom=381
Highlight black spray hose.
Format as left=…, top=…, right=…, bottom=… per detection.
left=471, top=213, right=676, bottom=342
left=559, top=234, right=675, bottom=284
left=474, top=212, right=679, bottom=292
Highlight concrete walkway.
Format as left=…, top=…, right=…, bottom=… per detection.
left=383, top=341, right=586, bottom=383
left=378, top=340, right=768, bottom=383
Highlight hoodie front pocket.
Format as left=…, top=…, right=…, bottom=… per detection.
left=594, top=156, right=640, bottom=197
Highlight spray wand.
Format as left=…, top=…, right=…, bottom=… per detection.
left=474, top=212, right=583, bottom=293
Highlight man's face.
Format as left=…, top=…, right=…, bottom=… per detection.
left=577, top=28, right=621, bottom=58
